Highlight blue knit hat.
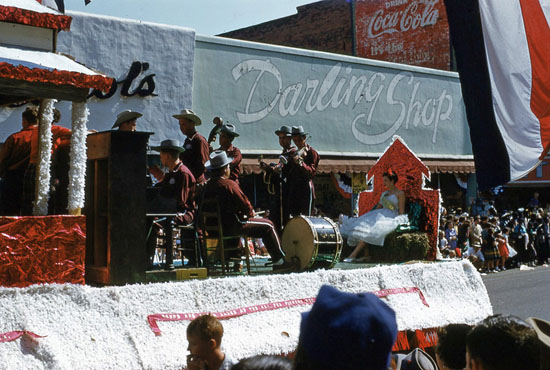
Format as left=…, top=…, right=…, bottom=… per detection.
left=299, top=285, right=398, bottom=370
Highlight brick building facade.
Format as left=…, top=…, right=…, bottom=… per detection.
left=219, top=0, right=452, bottom=71
left=220, top=0, right=354, bottom=56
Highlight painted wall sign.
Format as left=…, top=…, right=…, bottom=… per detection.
left=89, top=61, right=157, bottom=99
left=193, top=36, right=472, bottom=158
left=355, top=0, right=451, bottom=70
left=0, top=12, right=469, bottom=159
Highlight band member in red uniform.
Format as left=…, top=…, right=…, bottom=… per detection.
left=211, top=124, right=242, bottom=183
left=259, top=125, right=296, bottom=231
left=0, top=107, right=38, bottom=215
left=203, top=151, right=292, bottom=271
left=173, top=109, right=209, bottom=184
left=147, top=139, right=197, bottom=266
left=288, top=125, right=320, bottom=217
left=112, top=110, right=142, bottom=132
left=21, top=109, right=72, bottom=215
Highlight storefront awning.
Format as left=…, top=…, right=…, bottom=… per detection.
left=241, top=156, right=475, bottom=175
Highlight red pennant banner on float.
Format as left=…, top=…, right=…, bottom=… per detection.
left=0, top=331, right=46, bottom=343
left=147, top=287, right=429, bottom=336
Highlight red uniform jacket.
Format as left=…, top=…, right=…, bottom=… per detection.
left=215, top=144, right=242, bottom=182
left=180, top=132, right=209, bottom=184
left=159, top=162, right=196, bottom=224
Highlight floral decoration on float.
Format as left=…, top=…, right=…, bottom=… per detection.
left=357, top=136, right=440, bottom=260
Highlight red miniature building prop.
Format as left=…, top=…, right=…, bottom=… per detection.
left=0, top=216, right=86, bottom=287
left=358, top=136, right=440, bottom=259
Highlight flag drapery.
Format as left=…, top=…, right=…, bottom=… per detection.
left=444, top=0, right=550, bottom=190
left=36, top=0, right=92, bottom=12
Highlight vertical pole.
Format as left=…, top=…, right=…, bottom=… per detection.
left=34, top=99, right=55, bottom=216
left=68, top=102, right=89, bottom=215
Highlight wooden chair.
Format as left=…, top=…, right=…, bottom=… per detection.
left=175, top=222, right=202, bottom=267
left=198, top=196, right=251, bottom=275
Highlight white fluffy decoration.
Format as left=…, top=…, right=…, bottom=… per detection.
left=0, top=261, right=491, bottom=370
left=33, top=99, right=56, bottom=216
left=67, top=102, right=89, bottom=212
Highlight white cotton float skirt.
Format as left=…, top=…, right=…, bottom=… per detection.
left=340, top=208, right=409, bottom=247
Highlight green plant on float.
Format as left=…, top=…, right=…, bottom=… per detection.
left=367, top=232, right=430, bottom=263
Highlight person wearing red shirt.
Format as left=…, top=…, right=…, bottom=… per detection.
left=0, top=107, right=38, bottom=215
left=21, top=111, right=71, bottom=215
left=203, top=151, right=292, bottom=271
left=147, top=139, right=197, bottom=267
left=174, top=109, right=209, bottom=184
left=288, top=125, right=320, bottom=217
left=211, top=124, right=242, bottom=183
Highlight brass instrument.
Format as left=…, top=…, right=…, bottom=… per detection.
left=288, top=135, right=310, bottom=165
left=258, top=155, right=276, bottom=195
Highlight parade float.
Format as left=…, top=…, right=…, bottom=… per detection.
left=0, top=3, right=493, bottom=369
left=0, top=0, right=112, bottom=287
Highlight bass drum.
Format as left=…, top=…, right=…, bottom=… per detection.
left=282, top=216, right=342, bottom=271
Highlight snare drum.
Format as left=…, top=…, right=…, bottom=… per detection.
left=282, top=216, right=342, bottom=271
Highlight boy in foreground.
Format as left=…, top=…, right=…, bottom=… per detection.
left=186, top=314, right=235, bottom=370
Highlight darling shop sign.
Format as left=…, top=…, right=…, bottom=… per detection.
left=355, top=0, right=451, bottom=70
left=193, top=35, right=471, bottom=157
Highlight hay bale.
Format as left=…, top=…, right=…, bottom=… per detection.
left=368, top=231, right=430, bottom=263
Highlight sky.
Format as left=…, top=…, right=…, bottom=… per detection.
left=65, top=0, right=314, bottom=36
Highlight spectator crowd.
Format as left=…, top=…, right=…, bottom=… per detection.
left=185, top=284, right=550, bottom=370
left=439, top=194, right=550, bottom=272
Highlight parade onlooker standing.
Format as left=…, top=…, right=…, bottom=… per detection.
left=528, top=192, right=540, bottom=209
left=445, top=220, right=458, bottom=256
left=458, top=219, right=471, bottom=255
left=469, top=216, right=483, bottom=252
left=497, top=227, right=511, bottom=270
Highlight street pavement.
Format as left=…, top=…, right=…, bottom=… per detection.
left=482, top=265, right=550, bottom=321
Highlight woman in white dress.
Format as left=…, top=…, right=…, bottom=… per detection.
left=341, top=170, right=408, bottom=262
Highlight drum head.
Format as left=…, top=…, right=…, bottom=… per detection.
left=282, top=216, right=315, bottom=270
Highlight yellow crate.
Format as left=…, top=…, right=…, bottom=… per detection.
left=175, top=268, right=207, bottom=280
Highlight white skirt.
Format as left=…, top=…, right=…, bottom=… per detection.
left=340, top=208, right=409, bottom=247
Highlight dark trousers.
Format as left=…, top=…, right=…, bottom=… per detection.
left=288, top=179, right=314, bottom=217
left=237, top=217, right=285, bottom=261
left=0, top=169, right=25, bottom=215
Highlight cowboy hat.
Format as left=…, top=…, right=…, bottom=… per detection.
left=526, top=317, right=550, bottom=370
left=394, top=348, right=438, bottom=370
left=112, top=110, right=142, bottom=129
left=291, top=125, right=308, bottom=136
left=275, top=125, right=292, bottom=137
left=205, top=150, right=233, bottom=171
left=172, top=109, right=202, bottom=126
left=220, top=124, right=239, bottom=137
left=527, top=317, right=550, bottom=347
left=150, top=139, right=185, bottom=153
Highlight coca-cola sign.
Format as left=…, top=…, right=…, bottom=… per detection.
left=355, top=0, right=450, bottom=70
left=367, top=1, right=439, bottom=38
